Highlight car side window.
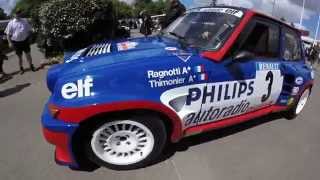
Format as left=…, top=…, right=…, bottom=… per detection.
left=283, top=28, right=302, bottom=61
left=230, top=18, right=280, bottom=59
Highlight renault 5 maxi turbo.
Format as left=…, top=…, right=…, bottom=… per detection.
left=42, top=6, right=315, bottom=170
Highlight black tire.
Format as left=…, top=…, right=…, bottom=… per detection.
left=83, top=115, right=167, bottom=170
left=283, top=88, right=310, bottom=120
left=283, top=103, right=298, bottom=120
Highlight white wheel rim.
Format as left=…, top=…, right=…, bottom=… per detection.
left=295, top=89, right=310, bottom=115
left=91, top=120, right=155, bottom=166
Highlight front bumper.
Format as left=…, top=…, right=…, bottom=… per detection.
left=41, top=104, right=79, bottom=167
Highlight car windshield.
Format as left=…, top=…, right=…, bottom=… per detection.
left=163, top=7, right=244, bottom=51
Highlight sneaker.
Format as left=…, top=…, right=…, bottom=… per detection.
left=20, top=67, right=25, bottom=75
left=1, top=73, right=9, bottom=78
left=0, top=72, right=10, bottom=80
left=31, top=65, right=36, bottom=72
left=39, top=63, right=45, bottom=69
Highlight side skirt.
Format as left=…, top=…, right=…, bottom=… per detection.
left=184, top=105, right=287, bottom=137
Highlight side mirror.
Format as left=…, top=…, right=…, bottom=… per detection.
left=233, top=51, right=255, bottom=62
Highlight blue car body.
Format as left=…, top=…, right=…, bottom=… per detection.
left=42, top=7, right=315, bottom=168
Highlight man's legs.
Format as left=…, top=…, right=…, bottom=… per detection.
left=0, top=57, right=10, bottom=78
left=25, top=52, right=35, bottom=71
left=0, top=58, right=4, bottom=75
left=23, top=39, right=35, bottom=72
left=17, top=53, right=25, bottom=74
left=12, top=41, right=25, bottom=73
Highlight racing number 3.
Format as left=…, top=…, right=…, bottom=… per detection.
left=261, top=71, right=274, bottom=102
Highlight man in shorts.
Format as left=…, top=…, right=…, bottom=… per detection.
left=5, top=10, right=35, bottom=74
left=0, top=49, right=8, bottom=78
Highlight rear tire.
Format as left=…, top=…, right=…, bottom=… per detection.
left=284, top=88, right=310, bottom=120
left=84, top=115, right=167, bottom=170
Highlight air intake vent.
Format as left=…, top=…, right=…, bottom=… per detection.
left=86, top=43, right=111, bottom=57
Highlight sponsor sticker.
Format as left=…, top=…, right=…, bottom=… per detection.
left=147, top=65, right=208, bottom=88
left=292, top=87, right=300, bottom=96
left=161, top=79, right=255, bottom=127
left=198, top=8, right=244, bottom=18
left=61, top=76, right=94, bottom=99
left=183, top=81, right=254, bottom=126
left=185, top=81, right=255, bottom=106
left=165, top=47, right=178, bottom=51
left=117, top=41, right=138, bottom=51
left=160, top=67, right=284, bottom=128
left=174, top=52, right=192, bottom=62
left=256, top=62, right=280, bottom=71
left=185, top=100, right=250, bottom=126
left=295, top=77, right=304, bottom=85
left=66, top=48, right=87, bottom=63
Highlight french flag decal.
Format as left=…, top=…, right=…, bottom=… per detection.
left=198, top=73, right=208, bottom=81
left=194, top=65, right=205, bottom=73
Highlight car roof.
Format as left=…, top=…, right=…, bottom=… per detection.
left=190, top=5, right=301, bottom=35
left=248, top=8, right=301, bottom=34
left=188, top=5, right=248, bottom=13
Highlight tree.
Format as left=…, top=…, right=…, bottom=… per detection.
left=148, top=0, right=166, bottom=15
left=37, top=0, right=116, bottom=51
left=13, top=0, right=49, bottom=17
left=135, top=0, right=152, bottom=5
left=39, top=0, right=113, bottom=37
left=0, top=8, right=7, bottom=20
left=112, top=0, right=134, bottom=19
left=134, top=0, right=166, bottom=16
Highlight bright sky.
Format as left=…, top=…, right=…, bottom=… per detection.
left=0, top=0, right=16, bottom=14
left=1, top=0, right=319, bottom=39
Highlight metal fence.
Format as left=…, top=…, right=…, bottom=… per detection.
left=0, top=20, right=9, bottom=31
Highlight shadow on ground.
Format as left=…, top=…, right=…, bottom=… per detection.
left=36, top=61, right=60, bottom=71
left=75, top=112, right=286, bottom=172
left=0, top=75, right=13, bottom=84
left=151, top=113, right=286, bottom=167
left=0, top=83, right=31, bottom=98
left=4, top=68, right=38, bottom=78
left=166, top=113, right=284, bottom=152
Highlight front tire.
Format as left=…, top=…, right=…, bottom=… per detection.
left=84, top=115, right=167, bottom=170
left=284, top=88, right=310, bottom=119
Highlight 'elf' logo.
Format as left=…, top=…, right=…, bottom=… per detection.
left=61, top=77, right=94, bottom=99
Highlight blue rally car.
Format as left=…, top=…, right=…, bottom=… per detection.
left=42, top=6, right=315, bottom=170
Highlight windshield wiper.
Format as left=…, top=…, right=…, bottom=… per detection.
left=169, top=32, right=185, bottom=40
left=167, top=32, right=191, bottom=49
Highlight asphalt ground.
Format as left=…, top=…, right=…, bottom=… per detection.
left=1, top=41, right=320, bottom=180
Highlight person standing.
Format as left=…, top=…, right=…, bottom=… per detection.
left=317, top=43, right=320, bottom=65
left=0, top=48, right=8, bottom=78
left=139, top=11, right=153, bottom=37
left=309, top=44, right=319, bottom=65
left=162, top=0, right=186, bottom=29
left=0, top=35, right=8, bottom=78
left=5, top=10, right=35, bottom=74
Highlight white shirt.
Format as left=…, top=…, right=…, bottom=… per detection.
left=5, top=18, right=32, bottom=42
